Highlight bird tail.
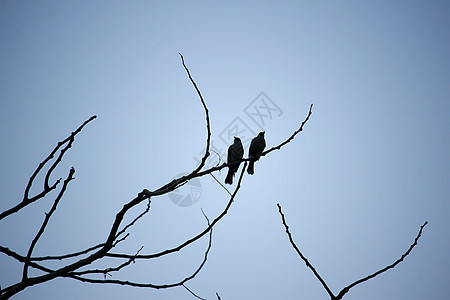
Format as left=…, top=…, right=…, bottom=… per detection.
left=247, top=161, right=254, bottom=175
left=225, top=169, right=233, bottom=184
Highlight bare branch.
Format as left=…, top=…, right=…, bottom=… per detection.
left=106, top=162, right=247, bottom=260
left=0, top=245, right=55, bottom=273
left=43, top=135, right=73, bottom=191
left=66, top=205, right=215, bottom=291
left=183, top=284, right=206, bottom=300
left=209, top=173, right=232, bottom=196
left=115, top=199, right=151, bottom=240
left=23, top=167, right=76, bottom=281
left=30, top=243, right=105, bottom=262
left=0, top=115, right=96, bottom=221
left=278, top=202, right=428, bottom=300
left=261, top=103, right=313, bottom=158
left=71, top=247, right=143, bottom=277
left=192, top=103, right=314, bottom=179
left=277, top=203, right=334, bottom=298
left=179, top=53, right=211, bottom=174
left=335, top=221, right=428, bottom=300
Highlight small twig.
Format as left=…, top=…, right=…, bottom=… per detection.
left=335, top=221, right=428, bottom=299
left=22, top=167, right=76, bottom=282
left=44, top=135, right=73, bottom=191
left=113, top=233, right=129, bottom=247
left=183, top=284, right=206, bottom=300
left=71, top=247, right=143, bottom=277
left=31, top=243, right=105, bottom=261
left=209, top=173, right=232, bottom=196
left=106, top=163, right=247, bottom=260
left=0, top=115, right=96, bottom=221
left=259, top=103, right=313, bottom=159
left=278, top=202, right=428, bottom=300
left=193, top=104, right=314, bottom=179
left=115, top=199, right=151, bottom=240
left=179, top=53, right=211, bottom=173
left=210, top=149, right=222, bottom=166
left=66, top=204, right=216, bottom=290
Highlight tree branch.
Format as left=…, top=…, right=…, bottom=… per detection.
left=66, top=206, right=215, bottom=290
left=30, top=243, right=105, bottom=261
left=277, top=203, right=334, bottom=298
left=0, top=55, right=314, bottom=299
left=115, top=199, right=151, bottom=240
left=106, top=162, right=247, bottom=260
left=0, top=115, right=96, bottom=221
left=335, top=221, right=428, bottom=300
left=22, top=167, right=76, bottom=281
left=179, top=53, right=211, bottom=174
left=71, top=247, right=143, bottom=277
left=278, top=203, right=428, bottom=300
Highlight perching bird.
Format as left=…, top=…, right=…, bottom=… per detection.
left=225, top=137, right=244, bottom=185
left=247, top=131, right=266, bottom=175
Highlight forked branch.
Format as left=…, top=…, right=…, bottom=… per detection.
left=277, top=203, right=427, bottom=300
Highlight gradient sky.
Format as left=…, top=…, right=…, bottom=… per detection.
left=0, top=1, right=449, bottom=299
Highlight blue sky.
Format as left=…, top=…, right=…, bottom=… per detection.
left=0, top=1, right=449, bottom=299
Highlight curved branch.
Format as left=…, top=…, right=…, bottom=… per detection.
left=261, top=103, right=313, bottom=157
left=277, top=203, right=334, bottom=298
left=71, top=247, right=143, bottom=277
left=335, top=221, right=428, bottom=300
left=278, top=202, right=428, bottom=300
left=179, top=53, right=211, bottom=174
left=0, top=115, right=96, bottom=221
left=115, top=199, right=151, bottom=240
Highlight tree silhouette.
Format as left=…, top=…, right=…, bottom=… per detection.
left=0, top=55, right=426, bottom=299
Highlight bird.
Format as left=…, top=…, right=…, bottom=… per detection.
left=247, top=131, right=266, bottom=175
left=225, top=136, right=244, bottom=184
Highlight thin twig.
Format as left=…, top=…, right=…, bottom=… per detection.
left=193, top=103, right=314, bottom=179
left=209, top=173, right=232, bottom=196
left=179, top=53, right=211, bottom=174
left=71, top=247, right=143, bottom=277
left=183, top=284, right=206, bottom=300
left=30, top=243, right=105, bottom=261
left=277, top=203, right=334, bottom=299
left=335, top=221, right=428, bottom=300
left=115, top=199, right=151, bottom=240
left=0, top=115, right=96, bottom=221
left=278, top=202, right=428, bottom=300
left=66, top=204, right=216, bottom=291
left=22, top=167, right=76, bottom=282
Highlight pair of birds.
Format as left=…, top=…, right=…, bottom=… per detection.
left=225, top=131, right=266, bottom=185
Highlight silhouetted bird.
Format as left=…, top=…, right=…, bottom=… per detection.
left=247, top=131, right=266, bottom=175
left=225, top=137, right=244, bottom=184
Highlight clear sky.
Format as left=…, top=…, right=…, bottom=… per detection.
left=0, top=1, right=449, bottom=299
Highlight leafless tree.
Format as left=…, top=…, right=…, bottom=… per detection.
left=0, top=54, right=313, bottom=299
left=0, top=54, right=426, bottom=299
